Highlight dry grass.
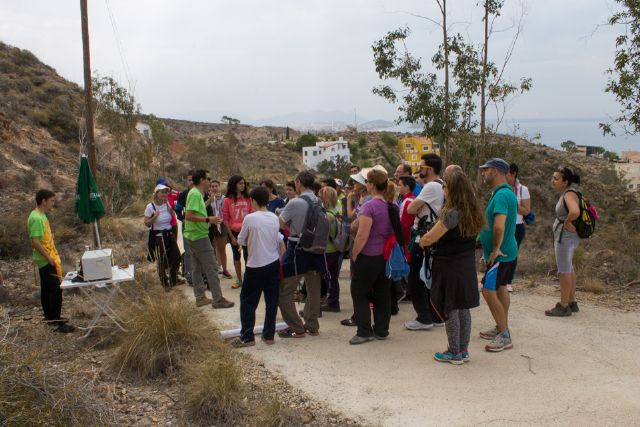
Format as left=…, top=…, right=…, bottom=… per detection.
left=0, top=327, right=115, bottom=426
left=252, top=399, right=305, bottom=427
left=110, top=288, right=220, bottom=379
left=184, top=354, right=245, bottom=425
left=582, top=277, right=605, bottom=294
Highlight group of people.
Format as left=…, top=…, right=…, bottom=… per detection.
left=26, top=153, right=584, bottom=362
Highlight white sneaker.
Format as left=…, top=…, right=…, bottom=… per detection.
left=507, top=284, right=513, bottom=293
left=404, top=320, right=434, bottom=330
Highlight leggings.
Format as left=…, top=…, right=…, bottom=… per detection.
left=445, top=309, right=471, bottom=354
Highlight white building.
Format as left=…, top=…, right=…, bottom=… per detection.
left=302, top=137, right=351, bottom=169
left=135, top=122, right=152, bottom=139
left=615, top=162, right=640, bottom=192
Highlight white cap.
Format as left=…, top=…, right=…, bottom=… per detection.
left=153, top=184, right=170, bottom=194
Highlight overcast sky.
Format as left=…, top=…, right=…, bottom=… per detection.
left=1, top=0, right=636, bottom=148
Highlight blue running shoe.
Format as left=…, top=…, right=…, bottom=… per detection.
left=434, top=350, right=463, bottom=365
left=460, top=349, right=470, bottom=362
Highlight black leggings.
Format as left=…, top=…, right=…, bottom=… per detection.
left=39, top=264, right=62, bottom=321
left=231, top=230, right=248, bottom=263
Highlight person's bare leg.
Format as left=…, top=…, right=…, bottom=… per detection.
left=482, top=289, right=507, bottom=333
left=559, top=273, right=572, bottom=306
left=569, top=271, right=577, bottom=302
left=216, top=237, right=228, bottom=272
left=497, top=285, right=510, bottom=322
left=234, top=259, right=242, bottom=282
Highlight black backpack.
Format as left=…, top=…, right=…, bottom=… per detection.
left=388, top=202, right=404, bottom=248
left=416, top=179, right=443, bottom=236
left=298, top=195, right=330, bottom=254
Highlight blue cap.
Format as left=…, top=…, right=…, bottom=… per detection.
left=155, top=178, right=169, bottom=186
left=479, top=158, right=510, bottom=174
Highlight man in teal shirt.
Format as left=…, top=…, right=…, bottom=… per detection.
left=183, top=169, right=234, bottom=309
left=478, top=158, right=518, bottom=352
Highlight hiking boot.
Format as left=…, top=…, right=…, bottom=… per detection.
left=349, top=335, right=375, bottom=345
left=460, top=349, right=470, bottom=362
left=569, top=301, right=580, bottom=313
left=545, top=302, right=572, bottom=317
left=56, top=323, right=76, bottom=334
left=404, top=320, right=434, bottom=331
left=479, top=325, right=499, bottom=340
left=212, top=298, right=235, bottom=309
left=195, top=296, right=213, bottom=307
left=231, top=280, right=242, bottom=289
left=230, top=338, right=255, bottom=348
left=434, top=350, right=463, bottom=365
left=485, top=331, right=513, bottom=352
left=304, top=327, right=319, bottom=336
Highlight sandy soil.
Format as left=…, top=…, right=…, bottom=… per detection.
left=182, top=245, right=640, bottom=427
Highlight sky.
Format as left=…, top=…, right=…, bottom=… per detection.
left=1, top=0, right=638, bottom=151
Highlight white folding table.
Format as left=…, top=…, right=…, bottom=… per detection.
left=61, top=265, right=135, bottom=338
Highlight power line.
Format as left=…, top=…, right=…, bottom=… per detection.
left=104, top=0, right=135, bottom=95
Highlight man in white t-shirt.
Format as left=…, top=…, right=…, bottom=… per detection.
left=231, top=186, right=284, bottom=348
left=405, top=153, right=445, bottom=330
left=506, top=163, right=531, bottom=292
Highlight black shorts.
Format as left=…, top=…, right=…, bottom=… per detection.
left=481, top=260, right=516, bottom=291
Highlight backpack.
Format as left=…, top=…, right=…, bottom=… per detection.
left=563, top=189, right=599, bottom=239
left=298, top=195, right=330, bottom=254
left=327, top=210, right=350, bottom=253
left=415, top=179, right=443, bottom=237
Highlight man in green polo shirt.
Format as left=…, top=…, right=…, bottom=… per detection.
left=183, top=169, right=234, bottom=309
left=478, top=158, right=518, bottom=352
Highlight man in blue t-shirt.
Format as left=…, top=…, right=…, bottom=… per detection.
left=478, top=158, right=518, bottom=353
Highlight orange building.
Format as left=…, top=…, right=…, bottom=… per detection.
left=397, top=136, right=440, bottom=169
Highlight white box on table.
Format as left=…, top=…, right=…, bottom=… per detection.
left=81, top=249, right=113, bottom=281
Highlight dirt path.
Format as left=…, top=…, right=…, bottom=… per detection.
left=183, top=249, right=640, bottom=426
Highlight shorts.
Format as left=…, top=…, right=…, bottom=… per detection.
left=554, top=232, right=579, bottom=274
left=230, top=230, right=248, bottom=263
left=481, top=260, right=516, bottom=291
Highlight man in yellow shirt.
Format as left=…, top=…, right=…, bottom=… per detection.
left=27, top=189, right=74, bottom=333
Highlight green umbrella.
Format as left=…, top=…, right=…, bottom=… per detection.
left=76, top=154, right=105, bottom=225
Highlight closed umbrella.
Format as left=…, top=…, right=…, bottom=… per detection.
left=76, top=155, right=105, bottom=247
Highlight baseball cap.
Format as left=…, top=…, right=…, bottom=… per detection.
left=155, top=178, right=169, bottom=186
left=479, top=158, right=510, bottom=174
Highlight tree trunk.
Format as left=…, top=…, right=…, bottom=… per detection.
left=442, top=0, right=450, bottom=164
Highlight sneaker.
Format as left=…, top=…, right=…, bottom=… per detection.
left=569, top=301, right=579, bottom=313
left=340, top=318, right=357, bottom=327
left=222, top=271, right=233, bottom=279
left=56, top=323, right=76, bottom=333
left=460, top=349, right=470, bottom=362
left=212, top=298, right=235, bottom=309
left=545, top=302, right=572, bottom=317
left=230, top=337, right=255, bottom=348
left=434, top=350, right=463, bottom=365
left=321, top=304, right=341, bottom=313
left=218, top=267, right=224, bottom=275
left=277, top=328, right=305, bottom=338
left=231, top=280, right=242, bottom=289
left=404, top=320, right=434, bottom=331
left=433, top=321, right=445, bottom=328
left=195, top=296, right=213, bottom=307
left=349, top=335, right=375, bottom=345
left=261, top=336, right=275, bottom=345
left=373, top=333, right=388, bottom=340
left=479, top=325, right=499, bottom=340
left=304, top=327, right=319, bottom=336
left=507, top=284, right=513, bottom=292
left=485, top=331, right=513, bottom=352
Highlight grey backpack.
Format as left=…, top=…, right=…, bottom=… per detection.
left=298, top=195, right=330, bottom=254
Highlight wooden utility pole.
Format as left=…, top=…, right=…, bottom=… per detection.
left=80, top=0, right=100, bottom=247
left=80, top=0, right=97, bottom=175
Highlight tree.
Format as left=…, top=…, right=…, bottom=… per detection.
left=561, top=140, right=578, bottom=152
left=296, top=133, right=319, bottom=150
left=601, top=0, right=640, bottom=135
left=148, top=116, right=173, bottom=176
left=316, top=155, right=352, bottom=181
left=221, top=115, right=240, bottom=125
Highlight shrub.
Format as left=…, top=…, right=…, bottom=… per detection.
left=582, top=277, right=605, bottom=294
left=252, top=399, right=304, bottom=427
left=185, top=354, right=245, bottom=425
left=0, top=333, right=115, bottom=426
left=110, top=290, right=219, bottom=378
left=0, top=201, right=33, bottom=259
